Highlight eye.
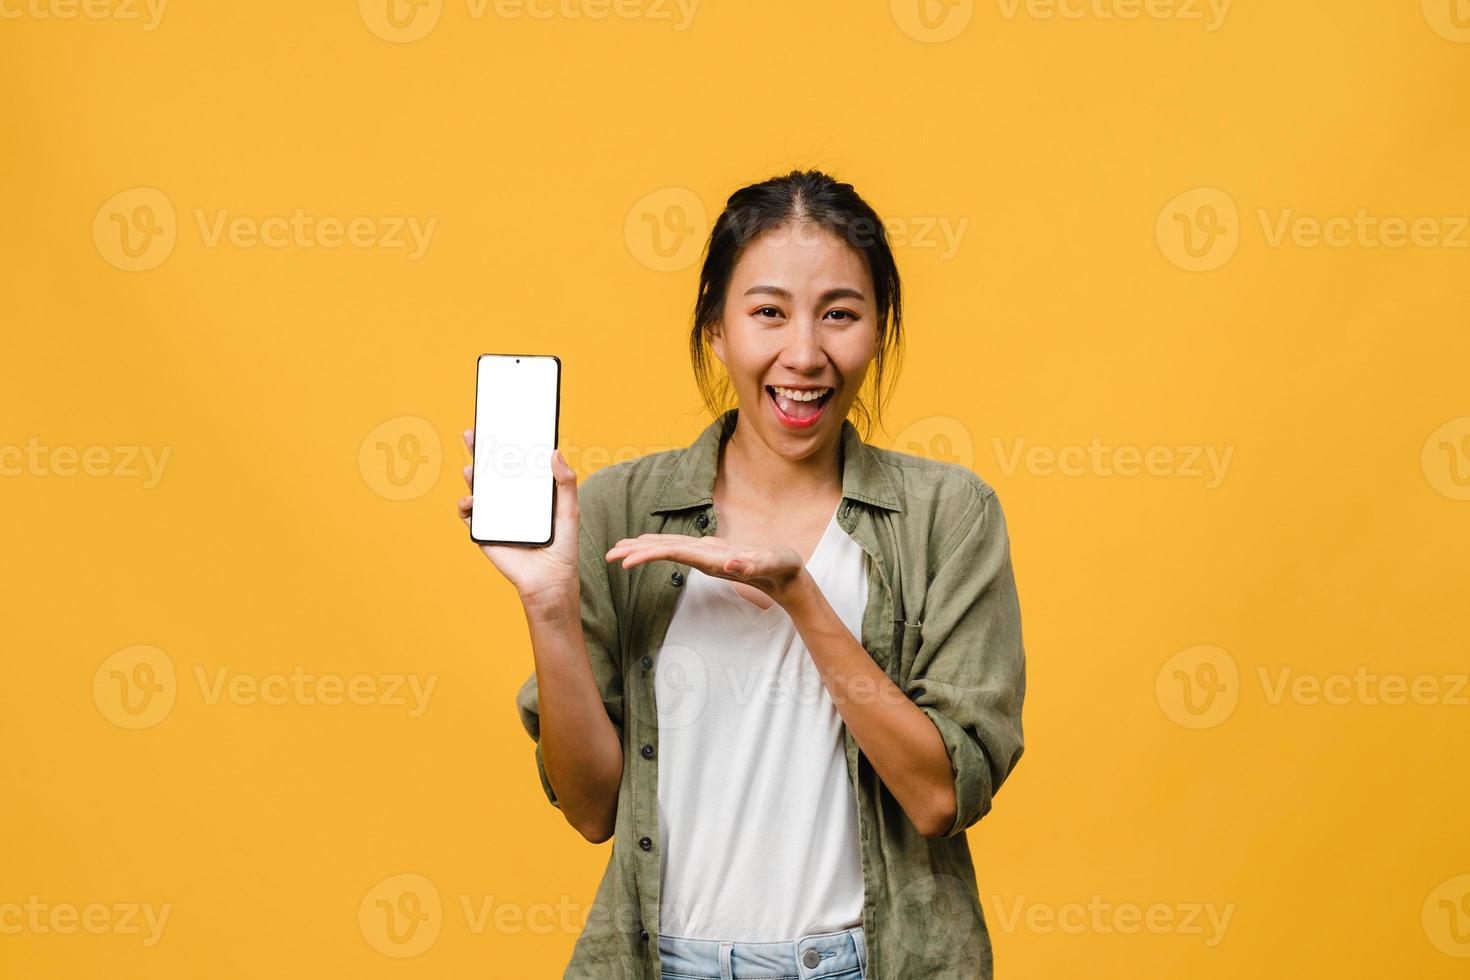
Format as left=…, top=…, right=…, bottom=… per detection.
left=825, top=309, right=859, bottom=322
left=753, top=306, right=783, bottom=319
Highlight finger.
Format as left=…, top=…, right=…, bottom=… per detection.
left=463, top=428, right=474, bottom=453
left=605, top=537, right=708, bottom=560
left=609, top=542, right=683, bottom=565
left=459, top=494, right=473, bottom=519
left=619, top=550, right=682, bottom=569
left=616, top=544, right=722, bottom=570
left=608, top=533, right=704, bottom=549
left=551, top=448, right=576, bottom=484
left=462, top=463, right=473, bottom=489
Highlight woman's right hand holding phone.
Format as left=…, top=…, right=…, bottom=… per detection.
left=458, top=428, right=581, bottom=612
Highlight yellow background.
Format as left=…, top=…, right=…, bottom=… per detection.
left=3, top=0, right=1468, bottom=976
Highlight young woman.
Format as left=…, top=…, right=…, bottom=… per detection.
left=459, top=170, right=1026, bottom=979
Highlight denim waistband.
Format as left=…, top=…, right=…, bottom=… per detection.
left=657, top=924, right=866, bottom=979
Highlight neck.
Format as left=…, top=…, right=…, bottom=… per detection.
left=716, top=409, right=844, bottom=509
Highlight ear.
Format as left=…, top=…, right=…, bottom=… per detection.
left=706, top=320, right=726, bottom=366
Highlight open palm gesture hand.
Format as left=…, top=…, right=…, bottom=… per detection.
left=603, top=533, right=808, bottom=608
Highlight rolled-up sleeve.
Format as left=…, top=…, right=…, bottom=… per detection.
left=905, top=482, right=1026, bottom=838
left=513, top=515, right=625, bottom=810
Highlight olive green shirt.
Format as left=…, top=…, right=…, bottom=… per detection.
left=515, top=407, right=1027, bottom=978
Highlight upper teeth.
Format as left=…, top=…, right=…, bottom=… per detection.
left=772, top=386, right=830, bottom=402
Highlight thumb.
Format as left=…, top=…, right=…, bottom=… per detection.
left=551, top=448, right=578, bottom=512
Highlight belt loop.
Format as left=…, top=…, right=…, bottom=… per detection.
left=719, top=940, right=734, bottom=980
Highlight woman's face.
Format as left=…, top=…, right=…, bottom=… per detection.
left=709, top=221, right=878, bottom=456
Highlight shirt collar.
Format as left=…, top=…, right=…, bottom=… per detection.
left=649, top=407, right=903, bottom=515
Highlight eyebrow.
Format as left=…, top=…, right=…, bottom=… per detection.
left=743, top=284, right=868, bottom=304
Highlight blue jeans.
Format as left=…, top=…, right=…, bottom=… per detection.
left=657, top=924, right=867, bottom=980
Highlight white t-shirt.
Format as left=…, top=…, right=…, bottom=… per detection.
left=655, top=503, right=868, bottom=941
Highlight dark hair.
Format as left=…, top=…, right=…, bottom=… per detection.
left=688, top=169, right=904, bottom=440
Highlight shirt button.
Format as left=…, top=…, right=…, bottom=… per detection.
left=695, top=513, right=709, bottom=530
left=802, top=948, right=821, bottom=968
left=641, top=743, right=654, bottom=759
left=640, top=927, right=650, bottom=941
left=641, top=655, right=653, bottom=670
left=670, top=570, right=684, bottom=587
left=639, top=835, right=653, bottom=851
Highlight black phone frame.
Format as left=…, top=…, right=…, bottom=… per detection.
left=469, top=352, right=562, bottom=547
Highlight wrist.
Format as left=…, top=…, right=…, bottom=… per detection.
left=774, top=565, right=820, bottom=613
left=520, top=582, right=580, bottom=621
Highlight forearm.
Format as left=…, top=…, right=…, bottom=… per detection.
left=522, top=589, right=624, bottom=841
left=780, top=570, right=957, bottom=837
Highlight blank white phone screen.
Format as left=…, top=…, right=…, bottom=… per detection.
left=471, top=354, right=559, bottom=544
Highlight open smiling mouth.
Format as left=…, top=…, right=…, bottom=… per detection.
left=766, top=385, right=834, bottom=429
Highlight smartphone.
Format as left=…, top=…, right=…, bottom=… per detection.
left=470, top=353, right=561, bottom=546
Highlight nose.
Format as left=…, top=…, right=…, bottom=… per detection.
left=780, top=317, right=826, bottom=374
